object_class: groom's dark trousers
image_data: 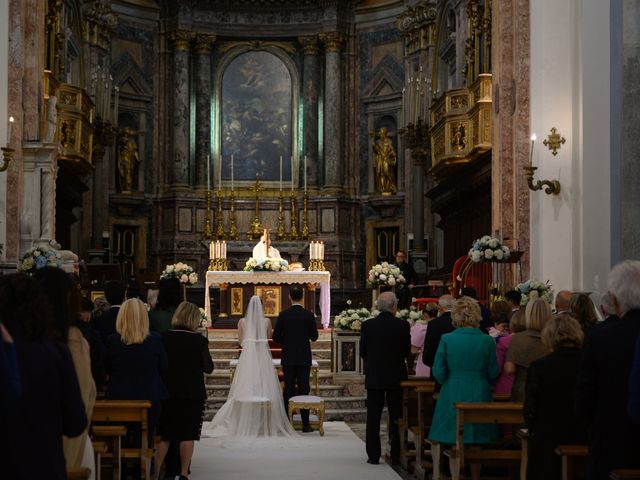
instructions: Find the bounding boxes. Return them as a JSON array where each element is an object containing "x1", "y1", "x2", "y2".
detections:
[{"x1": 282, "y1": 365, "x2": 311, "y2": 426}]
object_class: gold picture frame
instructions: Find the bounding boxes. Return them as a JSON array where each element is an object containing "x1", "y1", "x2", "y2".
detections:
[
  {"x1": 254, "y1": 285, "x2": 281, "y2": 317},
  {"x1": 231, "y1": 287, "x2": 243, "y2": 315},
  {"x1": 90, "y1": 290, "x2": 105, "y2": 302}
]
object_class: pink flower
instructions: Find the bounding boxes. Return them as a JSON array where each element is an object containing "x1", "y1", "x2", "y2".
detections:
[{"x1": 180, "y1": 274, "x2": 188, "y2": 283}]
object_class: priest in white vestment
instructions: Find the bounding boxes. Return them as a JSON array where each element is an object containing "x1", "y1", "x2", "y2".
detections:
[{"x1": 252, "y1": 229, "x2": 281, "y2": 260}]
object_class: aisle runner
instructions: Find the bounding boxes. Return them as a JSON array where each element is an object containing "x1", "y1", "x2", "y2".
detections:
[{"x1": 190, "y1": 422, "x2": 402, "y2": 480}]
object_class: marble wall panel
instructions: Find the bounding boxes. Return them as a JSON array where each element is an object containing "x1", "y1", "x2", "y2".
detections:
[
  {"x1": 178, "y1": 207, "x2": 192, "y2": 232},
  {"x1": 163, "y1": 208, "x2": 174, "y2": 233},
  {"x1": 321, "y1": 208, "x2": 336, "y2": 233},
  {"x1": 196, "y1": 208, "x2": 206, "y2": 232}
]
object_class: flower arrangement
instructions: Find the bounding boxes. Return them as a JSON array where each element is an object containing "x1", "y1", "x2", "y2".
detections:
[
  {"x1": 468, "y1": 235, "x2": 511, "y2": 263},
  {"x1": 19, "y1": 246, "x2": 61, "y2": 273},
  {"x1": 395, "y1": 306, "x2": 424, "y2": 326},
  {"x1": 199, "y1": 308, "x2": 211, "y2": 328},
  {"x1": 333, "y1": 307, "x2": 373, "y2": 332},
  {"x1": 243, "y1": 257, "x2": 290, "y2": 272},
  {"x1": 161, "y1": 262, "x2": 198, "y2": 285},
  {"x1": 516, "y1": 279, "x2": 554, "y2": 306},
  {"x1": 368, "y1": 262, "x2": 405, "y2": 288}
]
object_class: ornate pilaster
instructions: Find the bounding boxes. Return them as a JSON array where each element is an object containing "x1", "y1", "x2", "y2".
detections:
[
  {"x1": 319, "y1": 32, "x2": 344, "y2": 190},
  {"x1": 170, "y1": 30, "x2": 195, "y2": 186},
  {"x1": 195, "y1": 34, "x2": 216, "y2": 187},
  {"x1": 299, "y1": 35, "x2": 320, "y2": 190}
]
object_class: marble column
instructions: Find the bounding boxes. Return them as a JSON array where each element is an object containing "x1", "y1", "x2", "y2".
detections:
[
  {"x1": 170, "y1": 31, "x2": 194, "y2": 186},
  {"x1": 195, "y1": 34, "x2": 215, "y2": 188},
  {"x1": 320, "y1": 32, "x2": 344, "y2": 190},
  {"x1": 299, "y1": 35, "x2": 319, "y2": 189}
]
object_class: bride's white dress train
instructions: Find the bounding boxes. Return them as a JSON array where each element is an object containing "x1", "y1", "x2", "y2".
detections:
[{"x1": 201, "y1": 296, "x2": 297, "y2": 441}]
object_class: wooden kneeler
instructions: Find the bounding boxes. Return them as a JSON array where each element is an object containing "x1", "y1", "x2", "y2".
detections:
[
  {"x1": 413, "y1": 384, "x2": 437, "y2": 480},
  {"x1": 398, "y1": 378, "x2": 432, "y2": 472}
]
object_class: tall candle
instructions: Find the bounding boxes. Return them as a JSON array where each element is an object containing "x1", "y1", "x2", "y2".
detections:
[
  {"x1": 290, "y1": 156, "x2": 294, "y2": 190},
  {"x1": 7, "y1": 116, "x2": 14, "y2": 145},
  {"x1": 218, "y1": 155, "x2": 222, "y2": 190},
  {"x1": 230, "y1": 155, "x2": 234, "y2": 191},
  {"x1": 530, "y1": 134, "x2": 537, "y2": 166},
  {"x1": 304, "y1": 155, "x2": 307, "y2": 192},
  {"x1": 222, "y1": 241, "x2": 227, "y2": 259},
  {"x1": 209, "y1": 241, "x2": 214, "y2": 259},
  {"x1": 279, "y1": 156, "x2": 283, "y2": 191},
  {"x1": 207, "y1": 154, "x2": 211, "y2": 190},
  {"x1": 320, "y1": 241, "x2": 324, "y2": 260},
  {"x1": 310, "y1": 241, "x2": 315, "y2": 260}
]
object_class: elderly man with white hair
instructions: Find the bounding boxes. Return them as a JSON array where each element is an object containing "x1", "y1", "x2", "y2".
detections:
[
  {"x1": 360, "y1": 291, "x2": 410, "y2": 466},
  {"x1": 576, "y1": 260, "x2": 640, "y2": 480}
]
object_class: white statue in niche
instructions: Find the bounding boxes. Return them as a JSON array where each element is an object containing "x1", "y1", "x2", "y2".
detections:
[
  {"x1": 45, "y1": 96, "x2": 58, "y2": 143},
  {"x1": 252, "y1": 228, "x2": 281, "y2": 260}
]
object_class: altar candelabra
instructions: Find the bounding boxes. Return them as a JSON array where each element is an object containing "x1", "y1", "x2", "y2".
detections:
[
  {"x1": 276, "y1": 190, "x2": 286, "y2": 240},
  {"x1": 247, "y1": 174, "x2": 264, "y2": 240},
  {"x1": 300, "y1": 191, "x2": 310, "y2": 240},
  {"x1": 228, "y1": 191, "x2": 239, "y2": 240},
  {"x1": 202, "y1": 188, "x2": 213, "y2": 240},
  {"x1": 288, "y1": 190, "x2": 299, "y2": 240},
  {"x1": 308, "y1": 240, "x2": 325, "y2": 271},
  {"x1": 208, "y1": 239, "x2": 228, "y2": 271},
  {"x1": 214, "y1": 190, "x2": 226, "y2": 239}
]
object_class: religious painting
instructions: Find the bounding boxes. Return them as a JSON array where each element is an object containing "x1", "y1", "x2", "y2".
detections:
[
  {"x1": 90, "y1": 290, "x2": 105, "y2": 302},
  {"x1": 230, "y1": 287, "x2": 243, "y2": 316},
  {"x1": 340, "y1": 341, "x2": 357, "y2": 372},
  {"x1": 221, "y1": 51, "x2": 293, "y2": 183},
  {"x1": 254, "y1": 285, "x2": 281, "y2": 317}
]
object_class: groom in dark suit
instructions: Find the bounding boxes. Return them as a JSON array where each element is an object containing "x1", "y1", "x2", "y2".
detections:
[
  {"x1": 360, "y1": 291, "x2": 411, "y2": 465},
  {"x1": 273, "y1": 285, "x2": 319, "y2": 432}
]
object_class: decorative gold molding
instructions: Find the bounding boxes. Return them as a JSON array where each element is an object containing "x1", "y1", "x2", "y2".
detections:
[
  {"x1": 397, "y1": 0, "x2": 437, "y2": 54},
  {"x1": 195, "y1": 34, "x2": 217, "y2": 54},
  {"x1": 298, "y1": 35, "x2": 319, "y2": 56},
  {"x1": 319, "y1": 32, "x2": 345, "y2": 53},
  {"x1": 170, "y1": 31, "x2": 196, "y2": 51},
  {"x1": 83, "y1": 1, "x2": 118, "y2": 50},
  {"x1": 218, "y1": 40, "x2": 296, "y2": 56},
  {"x1": 45, "y1": 0, "x2": 64, "y2": 77},
  {"x1": 56, "y1": 83, "x2": 94, "y2": 173}
]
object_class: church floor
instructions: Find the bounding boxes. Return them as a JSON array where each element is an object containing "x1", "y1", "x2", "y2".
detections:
[{"x1": 190, "y1": 421, "x2": 406, "y2": 480}]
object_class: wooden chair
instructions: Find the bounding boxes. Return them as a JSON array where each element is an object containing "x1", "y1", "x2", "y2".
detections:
[
  {"x1": 67, "y1": 467, "x2": 92, "y2": 480},
  {"x1": 92, "y1": 424, "x2": 127, "y2": 480},
  {"x1": 412, "y1": 383, "x2": 437, "y2": 480},
  {"x1": 92, "y1": 400, "x2": 153, "y2": 480},
  {"x1": 92, "y1": 441, "x2": 108, "y2": 480},
  {"x1": 611, "y1": 470, "x2": 640, "y2": 480},
  {"x1": 398, "y1": 378, "x2": 432, "y2": 472},
  {"x1": 555, "y1": 445, "x2": 588, "y2": 480},
  {"x1": 445, "y1": 402, "x2": 524, "y2": 480}
]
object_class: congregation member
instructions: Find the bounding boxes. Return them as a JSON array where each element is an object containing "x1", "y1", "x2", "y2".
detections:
[
  {"x1": 488, "y1": 300, "x2": 511, "y2": 340},
  {"x1": 598, "y1": 291, "x2": 619, "y2": 327},
  {"x1": 504, "y1": 298, "x2": 551, "y2": 401},
  {"x1": 493, "y1": 301, "x2": 525, "y2": 396},
  {"x1": 504, "y1": 290, "x2": 522, "y2": 313},
  {"x1": 554, "y1": 290, "x2": 573, "y2": 314},
  {"x1": 94, "y1": 280, "x2": 126, "y2": 342},
  {"x1": 105, "y1": 298, "x2": 168, "y2": 443},
  {"x1": 92, "y1": 296, "x2": 110, "y2": 318},
  {"x1": 569, "y1": 293, "x2": 599, "y2": 331},
  {"x1": 576, "y1": 260, "x2": 640, "y2": 479},
  {"x1": 630, "y1": 333, "x2": 640, "y2": 424},
  {"x1": 411, "y1": 301, "x2": 438, "y2": 377},
  {"x1": 0, "y1": 321, "x2": 20, "y2": 416},
  {"x1": 360, "y1": 292, "x2": 410, "y2": 465},
  {"x1": 460, "y1": 287, "x2": 492, "y2": 333},
  {"x1": 421, "y1": 294, "x2": 455, "y2": 371},
  {"x1": 76, "y1": 296, "x2": 106, "y2": 390},
  {"x1": 524, "y1": 314, "x2": 587, "y2": 480},
  {"x1": 394, "y1": 249, "x2": 417, "y2": 308},
  {"x1": 34, "y1": 267, "x2": 97, "y2": 474},
  {"x1": 150, "y1": 276, "x2": 182, "y2": 333},
  {"x1": 0, "y1": 273, "x2": 87, "y2": 480},
  {"x1": 156, "y1": 302, "x2": 214, "y2": 480},
  {"x1": 428, "y1": 297, "x2": 499, "y2": 480}
]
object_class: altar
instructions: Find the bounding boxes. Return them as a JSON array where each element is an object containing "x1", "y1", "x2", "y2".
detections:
[{"x1": 205, "y1": 270, "x2": 331, "y2": 328}]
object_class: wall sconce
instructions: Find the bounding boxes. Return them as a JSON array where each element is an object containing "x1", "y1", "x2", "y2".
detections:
[
  {"x1": 1, "y1": 116, "x2": 15, "y2": 172},
  {"x1": 525, "y1": 133, "x2": 561, "y2": 195}
]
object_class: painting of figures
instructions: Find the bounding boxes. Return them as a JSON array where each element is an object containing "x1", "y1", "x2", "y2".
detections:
[{"x1": 221, "y1": 50, "x2": 293, "y2": 182}]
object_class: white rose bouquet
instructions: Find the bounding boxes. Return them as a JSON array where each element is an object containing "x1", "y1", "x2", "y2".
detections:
[
  {"x1": 161, "y1": 262, "x2": 198, "y2": 285},
  {"x1": 19, "y1": 246, "x2": 62, "y2": 273},
  {"x1": 199, "y1": 307, "x2": 211, "y2": 328},
  {"x1": 244, "y1": 257, "x2": 290, "y2": 272},
  {"x1": 468, "y1": 235, "x2": 511, "y2": 263},
  {"x1": 368, "y1": 262, "x2": 406, "y2": 288},
  {"x1": 396, "y1": 306, "x2": 424, "y2": 327},
  {"x1": 333, "y1": 307, "x2": 375, "y2": 332},
  {"x1": 516, "y1": 279, "x2": 554, "y2": 306}
]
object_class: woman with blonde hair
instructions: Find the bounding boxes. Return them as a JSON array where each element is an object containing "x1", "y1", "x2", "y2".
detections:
[
  {"x1": 156, "y1": 302, "x2": 214, "y2": 480},
  {"x1": 105, "y1": 298, "x2": 168, "y2": 442},
  {"x1": 428, "y1": 297, "x2": 499, "y2": 480},
  {"x1": 524, "y1": 314, "x2": 587, "y2": 479},
  {"x1": 504, "y1": 298, "x2": 552, "y2": 401}
]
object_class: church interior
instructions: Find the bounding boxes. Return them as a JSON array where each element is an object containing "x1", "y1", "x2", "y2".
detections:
[{"x1": 1, "y1": 0, "x2": 640, "y2": 479}]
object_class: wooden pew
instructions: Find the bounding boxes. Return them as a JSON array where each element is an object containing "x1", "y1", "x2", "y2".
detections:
[
  {"x1": 92, "y1": 424, "x2": 127, "y2": 480},
  {"x1": 398, "y1": 378, "x2": 432, "y2": 472},
  {"x1": 92, "y1": 441, "x2": 108, "y2": 480},
  {"x1": 67, "y1": 467, "x2": 92, "y2": 480},
  {"x1": 555, "y1": 445, "x2": 588, "y2": 480},
  {"x1": 412, "y1": 383, "x2": 437, "y2": 480},
  {"x1": 611, "y1": 470, "x2": 640, "y2": 480},
  {"x1": 445, "y1": 402, "x2": 524, "y2": 480},
  {"x1": 92, "y1": 400, "x2": 153, "y2": 480}
]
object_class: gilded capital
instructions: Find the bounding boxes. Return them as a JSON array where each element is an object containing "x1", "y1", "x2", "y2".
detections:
[
  {"x1": 195, "y1": 34, "x2": 217, "y2": 54},
  {"x1": 170, "y1": 30, "x2": 196, "y2": 52},
  {"x1": 298, "y1": 35, "x2": 319, "y2": 56},
  {"x1": 319, "y1": 32, "x2": 344, "y2": 53}
]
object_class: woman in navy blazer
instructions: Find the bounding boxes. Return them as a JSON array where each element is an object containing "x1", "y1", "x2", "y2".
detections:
[{"x1": 105, "y1": 298, "x2": 168, "y2": 441}]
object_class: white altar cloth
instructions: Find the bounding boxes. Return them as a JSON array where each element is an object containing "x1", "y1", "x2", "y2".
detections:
[{"x1": 205, "y1": 271, "x2": 331, "y2": 328}]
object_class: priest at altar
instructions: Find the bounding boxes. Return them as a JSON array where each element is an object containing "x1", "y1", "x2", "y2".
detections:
[{"x1": 252, "y1": 229, "x2": 281, "y2": 260}]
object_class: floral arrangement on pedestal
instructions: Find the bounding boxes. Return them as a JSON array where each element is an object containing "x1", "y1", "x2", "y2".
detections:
[
  {"x1": 468, "y1": 235, "x2": 511, "y2": 262},
  {"x1": 199, "y1": 308, "x2": 211, "y2": 328},
  {"x1": 516, "y1": 279, "x2": 554, "y2": 306},
  {"x1": 367, "y1": 262, "x2": 406, "y2": 288},
  {"x1": 333, "y1": 308, "x2": 373, "y2": 332},
  {"x1": 19, "y1": 246, "x2": 62, "y2": 273},
  {"x1": 161, "y1": 262, "x2": 198, "y2": 285},
  {"x1": 243, "y1": 257, "x2": 290, "y2": 272},
  {"x1": 395, "y1": 306, "x2": 424, "y2": 327}
]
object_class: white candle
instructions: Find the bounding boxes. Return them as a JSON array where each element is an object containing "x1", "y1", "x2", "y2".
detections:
[
  {"x1": 320, "y1": 241, "x2": 324, "y2": 260},
  {"x1": 216, "y1": 241, "x2": 220, "y2": 259},
  {"x1": 7, "y1": 116, "x2": 14, "y2": 145},
  {"x1": 209, "y1": 241, "x2": 214, "y2": 259},
  {"x1": 207, "y1": 155, "x2": 211, "y2": 190},
  {"x1": 291, "y1": 156, "x2": 294, "y2": 190},
  {"x1": 222, "y1": 241, "x2": 227, "y2": 259},
  {"x1": 230, "y1": 155, "x2": 234, "y2": 191},
  {"x1": 530, "y1": 134, "x2": 537, "y2": 167},
  {"x1": 310, "y1": 242, "x2": 315, "y2": 260},
  {"x1": 279, "y1": 156, "x2": 283, "y2": 191},
  {"x1": 304, "y1": 155, "x2": 307, "y2": 192}
]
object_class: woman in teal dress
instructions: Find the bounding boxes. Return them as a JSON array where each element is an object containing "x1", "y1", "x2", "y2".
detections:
[{"x1": 428, "y1": 296, "x2": 499, "y2": 473}]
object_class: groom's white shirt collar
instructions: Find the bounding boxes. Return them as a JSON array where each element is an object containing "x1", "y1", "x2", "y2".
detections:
[{"x1": 291, "y1": 303, "x2": 303, "y2": 307}]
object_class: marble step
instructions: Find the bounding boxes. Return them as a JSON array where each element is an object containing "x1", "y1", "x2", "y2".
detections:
[
  {"x1": 205, "y1": 383, "x2": 346, "y2": 398},
  {"x1": 212, "y1": 357, "x2": 331, "y2": 370},
  {"x1": 209, "y1": 348, "x2": 332, "y2": 360},
  {"x1": 205, "y1": 395, "x2": 367, "y2": 411},
  {"x1": 208, "y1": 338, "x2": 332, "y2": 350},
  {"x1": 205, "y1": 369, "x2": 335, "y2": 386},
  {"x1": 207, "y1": 329, "x2": 332, "y2": 340}
]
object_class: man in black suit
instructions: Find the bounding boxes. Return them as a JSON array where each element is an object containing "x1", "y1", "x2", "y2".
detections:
[
  {"x1": 93, "y1": 280, "x2": 126, "y2": 343},
  {"x1": 272, "y1": 285, "x2": 319, "y2": 432},
  {"x1": 421, "y1": 294, "x2": 455, "y2": 370},
  {"x1": 360, "y1": 291, "x2": 410, "y2": 465},
  {"x1": 576, "y1": 260, "x2": 640, "y2": 479},
  {"x1": 394, "y1": 250, "x2": 417, "y2": 309}
]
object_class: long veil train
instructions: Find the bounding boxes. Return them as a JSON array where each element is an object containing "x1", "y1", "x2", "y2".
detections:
[{"x1": 201, "y1": 296, "x2": 297, "y2": 439}]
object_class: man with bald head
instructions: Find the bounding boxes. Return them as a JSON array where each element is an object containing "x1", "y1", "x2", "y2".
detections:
[
  {"x1": 421, "y1": 294, "x2": 456, "y2": 370},
  {"x1": 555, "y1": 290, "x2": 573, "y2": 314},
  {"x1": 360, "y1": 292, "x2": 411, "y2": 465}
]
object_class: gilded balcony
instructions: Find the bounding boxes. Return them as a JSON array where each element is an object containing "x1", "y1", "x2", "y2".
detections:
[
  {"x1": 429, "y1": 73, "x2": 492, "y2": 177},
  {"x1": 56, "y1": 83, "x2": 94, "y2": 174}
]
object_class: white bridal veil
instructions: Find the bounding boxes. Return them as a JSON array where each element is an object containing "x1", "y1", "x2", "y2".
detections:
[{"x1": 201, "y1": 296, "x2": 296, "y2": 440}]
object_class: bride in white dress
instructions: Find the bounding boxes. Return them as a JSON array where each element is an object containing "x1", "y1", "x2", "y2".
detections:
[{"x1": 201, "y1": 296, "x2": 296, "y2": 439}]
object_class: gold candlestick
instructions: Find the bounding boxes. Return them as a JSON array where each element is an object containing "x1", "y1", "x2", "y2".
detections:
[
  {"x1": 300, "y1": 191, "x2": 310, "y2": 240},
  {"x1": 288, "y1": 190, "x2": 299, "y2": 240},
  {"x1": 228, "y1": 191, "x2": 239, "y2": 240},
  {"x1": 276, "y1": 190, "x2": 286, "y2": 240},
  {"x1": 247, "y1": 174, "x2": 264, "y2": 240},
  {"x1": 214, "y1": 189, "x2": 226, "y2": 239},
  {"x1": 203, "y1": 189, "x2": 213, "y2": 240}
]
